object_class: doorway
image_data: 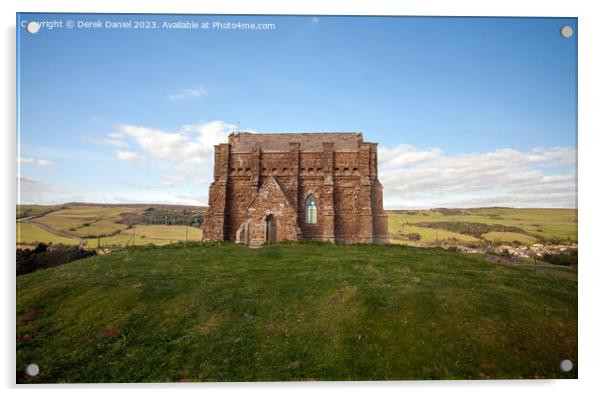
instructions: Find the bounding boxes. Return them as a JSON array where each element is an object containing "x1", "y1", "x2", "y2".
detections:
[{"x1": 265, "y1": 214, "x2": 277, "y2": 244}]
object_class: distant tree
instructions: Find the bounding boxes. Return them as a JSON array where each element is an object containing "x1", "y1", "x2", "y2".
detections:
[
  {"x1": 17, "y1": 244, "x2": 97, "y2": 275},
  {"x1": 117, "y1": 207, "x2": 204, "y2": 227},
  {"x1": 407, "y1": 233, "x2": 421, "y2": 241},
  {"x1": 543, "y1": 250, "x2": 578, "y2": 266}
]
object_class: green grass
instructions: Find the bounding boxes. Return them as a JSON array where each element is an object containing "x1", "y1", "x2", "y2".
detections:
[
  {"x1": 16, "y1": 243, "x2": 577, "y2": 382},
  {"x1": 16, "y1": 221, "x2": 80, "y2": 247}
]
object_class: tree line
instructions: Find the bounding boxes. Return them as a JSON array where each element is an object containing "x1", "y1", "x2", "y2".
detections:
[{"x1": 118, "y1": 207, "x2": 204, "y2": 227}]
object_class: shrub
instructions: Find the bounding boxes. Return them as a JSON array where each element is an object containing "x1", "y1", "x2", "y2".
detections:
[
  {"x1": 543, "y1": 250, "x2": 578, "y2": 266},
  {"x1": 16, "y1": 244, "x2": 97, "y2": 275},
  {"x1": 118, "y1": 207, "x2": 204, "y2": 226},
  {"x1": 413, "y1": 221, "x2": 527, "y2": 238},
  {"x1": 407, "y1": 233, "x2": 421, "y2": 241},
  {"x1": 498, "y1": 249, "x2": 512, "y2": 259}
]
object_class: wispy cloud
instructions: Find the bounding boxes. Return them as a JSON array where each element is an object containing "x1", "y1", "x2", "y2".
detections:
[
  {"x1": 36, "y1": 159, "x2": 54, "y2": 167},
  {"x1": 17, "y1": 177, "x2": 69, "y2": 204},
  {"x1": 18, "y1": 157, "x2": 54, "y2": 167},
  {"x1": 166, "y1": 86, "x2": 208, "y2": 101},
  {"x1": 89, "y1": 137, "x2": 129, "y2": 148},
  {"x1": 115, "y1": 151, "x2": 147, "y2": 165},
  {"x1": 161, "y1": 175, "x2": 186, "y2": 187},
  {"x1": 107, "y1": 120, "x2": 238, "y2": 188},
  {"x1": 379, "y1": 144, "x2": 577, "y2": 209}
]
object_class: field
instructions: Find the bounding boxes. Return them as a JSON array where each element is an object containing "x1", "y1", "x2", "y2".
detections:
[
  {"x1": 16, "y1": 203, "x2": 206, "y2": 249},
  {"x1": 16, "y1": 205, "x2": 577, "y2": 249},
  {"x1": 33, "y1": 205, "x2": 137, "y2": 238},
  {"x1": 17, "y1": 221, "x2": 80, "y2": 248},
  {"x1": 86, "y1": 225, "x2": 203, "y2": 248},
  {"x1": 388, "y1": 208, "x2": 577, "y2": 245},
  {"x1": 17, "y1": 204, "x2": 59, "y2": 219},
  {"x1": 16, "y1": 243, "x2": 577, "y2": 382}
]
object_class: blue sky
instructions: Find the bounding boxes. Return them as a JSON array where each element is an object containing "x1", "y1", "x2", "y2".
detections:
[{"x1": 17, "y1": 14, "x2": 577, "y2": 208}]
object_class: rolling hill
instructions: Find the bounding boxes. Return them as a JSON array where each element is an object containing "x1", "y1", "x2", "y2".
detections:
[
  {"x1": 16, "y1": 243, "x2": 577, "y2": 382},
  {"x1": 16, "y1": 204, "x2": 577, "y2": 249}
]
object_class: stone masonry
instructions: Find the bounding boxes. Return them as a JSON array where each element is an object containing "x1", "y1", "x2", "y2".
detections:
[{"x1": 202, "y1": 132, "x2": 388, "y2": 247}]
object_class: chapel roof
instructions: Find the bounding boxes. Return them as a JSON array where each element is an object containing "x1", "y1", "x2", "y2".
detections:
[{"x1": 228, "y1": 132, "x2": 370, "y2": 152}]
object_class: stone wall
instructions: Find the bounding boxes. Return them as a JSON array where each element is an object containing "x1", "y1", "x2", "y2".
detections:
[{"x1": 202, "y1": 132, "x2": 388, "y2": 246}]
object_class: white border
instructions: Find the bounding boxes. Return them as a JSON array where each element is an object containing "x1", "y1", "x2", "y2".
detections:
[{"x1": 3, "y1": 1, "x2": 601, "y2": 396}]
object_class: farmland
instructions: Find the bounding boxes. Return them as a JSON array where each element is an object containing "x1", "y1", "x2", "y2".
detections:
[
  {"x1": 86, "y1": 225, "x2": 203, "y2": 248},
  {"x1": 16, "y1": 221, "x2": 80, "y2": 249},
  {"x1": 16, "y1": 203, "x2": 206, "y2": 249},
  {"x1": 16, "y1": 204, "x2": 576, "y2": 249},
  {"x1": 388, "y1": 208, "x2": 577, "y2": 246}
]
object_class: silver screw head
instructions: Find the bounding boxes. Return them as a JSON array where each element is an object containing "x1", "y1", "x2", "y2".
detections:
[
  {"x1": 560, "y1": 359, "x2": 573, "y2": 372},
  {"x1": 26, "y1": 21, "x2": 40, "y2": 34},
  {"x1": 25, "y1": 363, "x2": 39, "y2": 376},
  {"x1": 560, "y1": 25, "x2": 573, "y2": 39}
]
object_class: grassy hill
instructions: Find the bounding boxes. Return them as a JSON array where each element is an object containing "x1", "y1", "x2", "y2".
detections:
[{"x1": 16, "y1": 243, "x2": 577, "y2": 382}]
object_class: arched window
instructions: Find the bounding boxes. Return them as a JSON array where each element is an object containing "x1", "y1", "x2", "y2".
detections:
[{"x1": 305, "y1": 195, "x2": 318, "y2": 224}]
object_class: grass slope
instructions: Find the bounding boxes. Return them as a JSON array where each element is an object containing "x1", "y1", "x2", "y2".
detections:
[{"x1": 17, "y1": 243, "x2": 577, "y2": 382}]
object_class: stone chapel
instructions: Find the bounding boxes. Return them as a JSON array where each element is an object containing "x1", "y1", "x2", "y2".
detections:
[{"x1": 202, "y1": 132, "x2": 388, "y2": 247}]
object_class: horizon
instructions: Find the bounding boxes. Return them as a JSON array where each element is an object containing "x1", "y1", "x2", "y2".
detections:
[
  {"x1": 16, "y1": 201, "x2": 578, "y2": 211},
  {"x1": 17, "y1": 14, "x2": 577, "y2": 209}
]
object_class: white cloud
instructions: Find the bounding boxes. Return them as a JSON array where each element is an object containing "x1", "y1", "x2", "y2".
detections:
[
  {"x1": 166, "y1": 86, "x2": 208, "y2": 101},
  {"x1": 116, "y1": 120, "x2": 236, "y2": 174},
  {"x1": 17, "y1": 177, "x2": 69, "y2": 204},
  {"x1": 161, "y1": 175, "x2": 185, "y2": 187},
  {"x1": 379, "y1": 144, "x2": 443, "y2": 166},
  {"x1": 115, "y1": 151, "x2": 147, "y2": 165},
  {"x1": 18, "y1": 157, "x2": 54, "y2": 167},
  {"x1": 89, "y1": 136, "x2": 130, "y2": 148},
  {"x1": 103, "y1": 120, "x2": 238, "y2": 194},
  {"x1": 379, "y1": 145, "x2": 577, "y2": 209},
  {"x1": 106, "y1": 139, "x2": 129, "y2": 148},
  {"x1": 36, "y1": 159, "x2": 54, "y2": 167}
]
